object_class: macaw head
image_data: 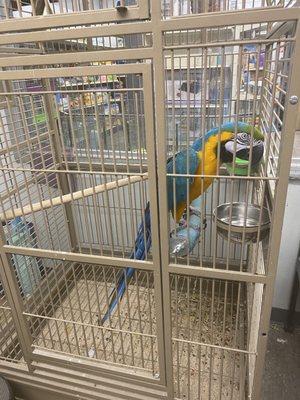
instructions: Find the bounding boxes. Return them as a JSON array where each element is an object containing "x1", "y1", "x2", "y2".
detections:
[{"x1": 219, "y1": 131, "x2": 264, "y2": 168}]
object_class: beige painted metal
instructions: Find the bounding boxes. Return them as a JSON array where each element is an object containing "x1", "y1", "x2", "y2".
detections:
[
  {"x1": 151, "y1": 3, "x2": 174, "y2": 397},
  {"x1": 0, "y1": 61, "x2": 167, "y2": 388},
  {"x1": 0, "y1": 2, "x2": 299, "y2": 400},
  {"x1": 297, "y1": 104, "x2": 300, "y2": 129},
  {"x1": 0, "y1": 63, "x2": 152, "y2": 80},
  {"x1": 0, "y1": 8, "x2": 297, "y2": 48},
  {"x1": 0, "y1": 5, "x2": 149, "y2": 34},
  {"x1": 251, "y1": 19, "x2": 300, "y2": 400},
  {"x1": 0, "y1": 256, "x2": 33, "y2": 369},
  {"x1": 0, "y1": 359, "x2": 168, "y2": 400},
  {"x1": 0, "y1": 48, "x2": 154, "y2": 68}
]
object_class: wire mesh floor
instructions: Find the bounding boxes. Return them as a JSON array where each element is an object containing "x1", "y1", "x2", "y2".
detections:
[
  {"x1": 28, "y1": 263, "x2": 159, "y2": 375},
  {"x1": 171, "y1": 276, "x2": 244, "y2": 400},
  {"x1": 24, "y1": 264, "x2": 244, "y2": 399}
]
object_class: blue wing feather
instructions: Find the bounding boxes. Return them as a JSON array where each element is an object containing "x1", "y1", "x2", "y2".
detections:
[
  {"x1": 101, "y1": 150, "x2": 199, "y2": 323},
  {"x1": 166, "y1": 148, "x2": 199, "y2": 211}
]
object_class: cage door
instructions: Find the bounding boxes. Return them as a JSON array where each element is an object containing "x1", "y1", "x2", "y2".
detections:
[{"x1": 0, "y1": 63, "x2": 167, "y2": 389}]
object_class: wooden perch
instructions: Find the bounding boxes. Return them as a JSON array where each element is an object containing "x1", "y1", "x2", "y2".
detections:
[{"x1": 0, "y1": 174, "x2": 148, "y2": 222}]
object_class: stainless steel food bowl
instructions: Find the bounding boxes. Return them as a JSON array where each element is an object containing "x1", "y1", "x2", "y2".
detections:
[{"x1": 213, "y1": 202, "x2": 270, "y2": 244}]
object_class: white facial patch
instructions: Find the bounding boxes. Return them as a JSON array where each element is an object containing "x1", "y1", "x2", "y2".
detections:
[
  {"x1": 224, "y1": 132, "x2": 261, "y2": 154},
  {"x1": 225, "y1": 140, "x2": 249, "y2": 154}
]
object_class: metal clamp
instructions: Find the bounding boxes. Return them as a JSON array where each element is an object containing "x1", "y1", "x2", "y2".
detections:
[{"x1": 116, "y1": 1, "x2": 127, "y2": 12}]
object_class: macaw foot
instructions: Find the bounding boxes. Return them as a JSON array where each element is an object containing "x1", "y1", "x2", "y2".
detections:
[
  {"x1": 186, "y1": 206, "x2": 202, "y2": 218},
  {"x1": 169, "y1": 208, "x2": 207, "y2": 257},
  {"x1": 179, "y1": 207, "x2": 207, "y2": 230}
]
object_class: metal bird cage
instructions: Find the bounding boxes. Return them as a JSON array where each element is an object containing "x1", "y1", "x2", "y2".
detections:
[{"x1": 0, "y1": 1, "x2": 299, "y2": 400}]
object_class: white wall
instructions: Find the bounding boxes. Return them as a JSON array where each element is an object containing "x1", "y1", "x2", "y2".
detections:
[{"x1": 272, "y1": 180, "x2": 300, "y2": 311}]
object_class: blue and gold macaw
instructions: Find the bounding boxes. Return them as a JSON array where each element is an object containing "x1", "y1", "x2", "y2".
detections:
[
  {"x1": 167, "y1": 121, "x2": 264, "y2": 223},
  {"x1": 101, "y1": 121, "x2": 264, "y2": 323}
]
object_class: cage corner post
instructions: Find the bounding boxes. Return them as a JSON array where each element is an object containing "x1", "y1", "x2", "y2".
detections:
[
  {"x1": 151, "y1": 1, "x2": 175, "y2": 398},
  {"x1": 251, "y1": 13, "x2": 300, "y2": 400},
  {"x1": 142, "y1": 62, "x2": 168, "y2": 388}
]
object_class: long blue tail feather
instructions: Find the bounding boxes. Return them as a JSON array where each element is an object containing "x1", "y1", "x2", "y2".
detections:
[{"x1": 101, "y1": 202, "x2": 151, "y2": 324}]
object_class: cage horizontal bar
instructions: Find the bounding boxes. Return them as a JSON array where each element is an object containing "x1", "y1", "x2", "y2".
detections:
[
  {"x1": 3, "y1": 246, "x2": 155, "y2": 271},
  {"x1": 23, "y1": 312, "x2": 156, "y2": 339},
  {"x1": 172, "y1": 337, "x2": 255, "y2": 355},
  {"x1": 0, "y1": 48, "x2": 154, "y2": 68},
  {"x1": 0, "y1": 7, "x2": 148, "y2": 34},
  {"x1": 161, "y1": 8, "x2": 299, "y2": 31},
  {"x1": 0, "y1": 63, "x2": 150, "y2": 80},
  {"x1": 163, "y1": 37, "x2": 295, "y2": 50},
  {"x1": 0, "y1": 166, "x2": 148, "y2": 175},
  {"x1": 0, "y1": 47, "x2": 42, "y2": 54},
  {"x1": 0, "y1": 22, "x2": 153, "y2": 46},
  {"x1": 0, "y1": 166, "x2": 278, "y2": 180},
  {"x1": 0, "y1": 305, "x2": 11, "y2": 311},
  {"x1": 169, "y1": 265, "x2": 268, "y2": 284},
  {"x1": 0, "y1": 88, "x2": 144, "y2": 95},
  {"x1": 166, "y1": 173, "x2": 278, "y2": 181}
]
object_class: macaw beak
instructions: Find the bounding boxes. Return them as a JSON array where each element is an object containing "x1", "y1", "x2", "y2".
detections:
[{"x1": 223, "y1": 132, "x2": 264, "y2": 166}]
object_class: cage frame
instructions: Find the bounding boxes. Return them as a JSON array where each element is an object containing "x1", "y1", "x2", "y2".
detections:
[{"x1": 0, "y1": 2, "x2": 299, "y2": 400}]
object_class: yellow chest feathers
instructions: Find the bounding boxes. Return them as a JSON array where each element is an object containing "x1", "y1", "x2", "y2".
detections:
[
  {"x1": 175, "y1": 131, "x2": 234, "y2": 222},
  {"x1": 196, "y1": 131, "x2": 234, "y2": 175},
  {"x1": 190, "y1": 131, "x2": 234, "y2": 199}
]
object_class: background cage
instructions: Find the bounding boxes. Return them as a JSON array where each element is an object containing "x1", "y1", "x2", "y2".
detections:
[{"x1": 0, "y1": 1, "x2": 299, "y2": 400}]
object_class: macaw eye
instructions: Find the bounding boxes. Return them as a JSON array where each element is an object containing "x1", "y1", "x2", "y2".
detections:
[
  {"x1": 236, "y1": 132, "x2": 263, "y2": 147},
  {"x1": 225, "y1": 132, "x2": 263, "y2": 155},
  {"x1": 236, "y1": 132, "x2": 249, "y2": 144}
]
